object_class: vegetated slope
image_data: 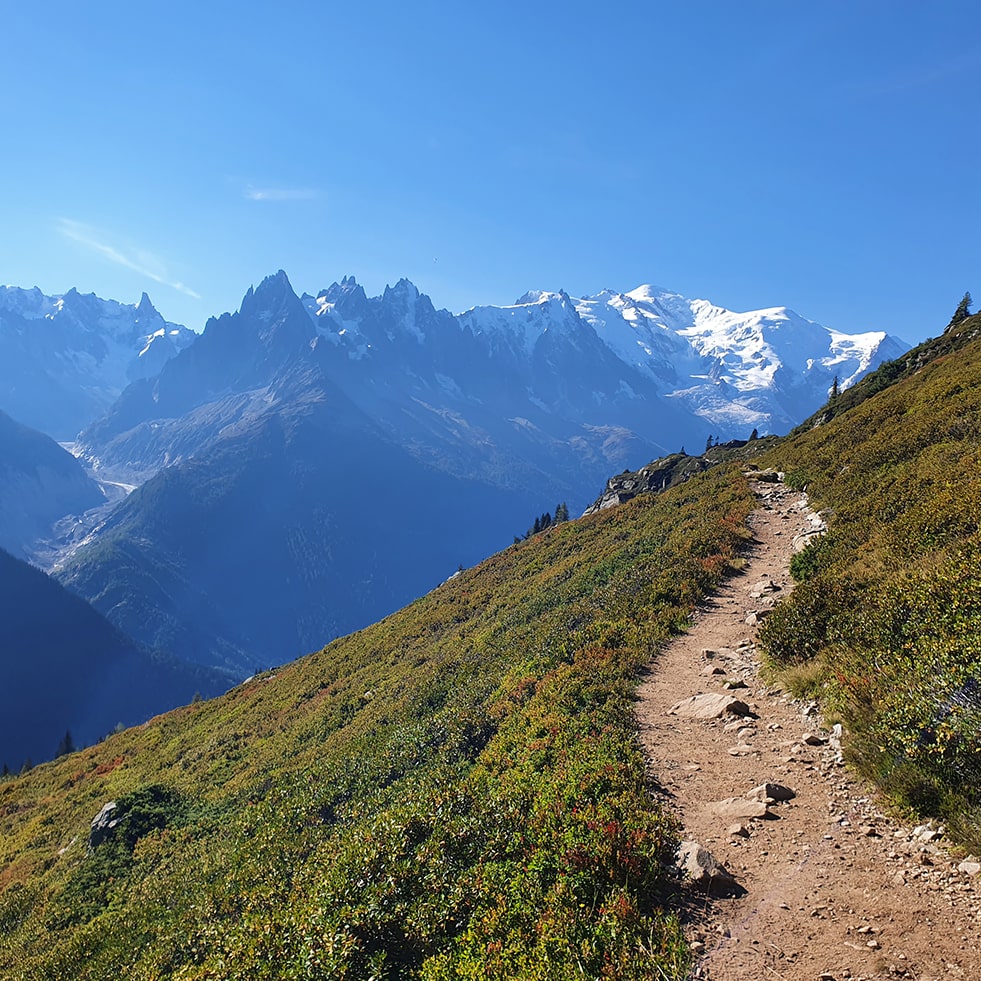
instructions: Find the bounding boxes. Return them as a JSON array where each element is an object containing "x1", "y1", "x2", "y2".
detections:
[
  {"x1": 755, "y1": 312, "x2": 981, "y2": 849},
  {"x1": 0, "y1": 548, "x2": 228, "y2": 771},
  {"x1": 0, "y1": 409, "x2": 104, "y2": 559},
  {"x1": 0, "y1": 466, "x2": 754, "y2": 980}
]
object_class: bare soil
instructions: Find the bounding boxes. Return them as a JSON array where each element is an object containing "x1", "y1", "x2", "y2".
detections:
[{"x1": 637, "y1": 478, "x2": 981, "y2": 981}]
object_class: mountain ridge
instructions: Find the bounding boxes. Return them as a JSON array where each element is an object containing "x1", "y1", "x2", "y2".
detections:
[
  {"x1": 25, "y1": 270, "x2": 905, "y2": 678},
  {"x1": 0, "y1": 285, "x2": 194, "y2": 439}
]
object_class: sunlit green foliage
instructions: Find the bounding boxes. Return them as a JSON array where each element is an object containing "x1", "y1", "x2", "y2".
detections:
[
  {"x1": 0, "y1": 467, "x2": 753, "y2": 978},
  {"x1": 757, "y1": 313, "x2": 981, "y2": 846}
]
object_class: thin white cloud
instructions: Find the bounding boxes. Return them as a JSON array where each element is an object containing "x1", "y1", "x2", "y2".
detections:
[
  {"x1": 58, "y1": 219, "x2": 201, "y2": 299},
  {"x1": 244, "y1": 184, "x2": 319, "y2": 202}
]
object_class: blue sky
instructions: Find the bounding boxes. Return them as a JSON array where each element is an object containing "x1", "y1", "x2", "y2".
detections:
[{"x1": 2, "y1": 1, "x2": 979, "y2": 344}]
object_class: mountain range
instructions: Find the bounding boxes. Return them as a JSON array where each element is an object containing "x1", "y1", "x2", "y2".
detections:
[{"x1": 0, "y1": 271, "x2": 908, "y2": 754}]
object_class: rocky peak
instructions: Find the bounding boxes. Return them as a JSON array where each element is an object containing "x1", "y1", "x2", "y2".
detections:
[{"x1": 313, "y1": 276, "x2": 370, "y2": 320}]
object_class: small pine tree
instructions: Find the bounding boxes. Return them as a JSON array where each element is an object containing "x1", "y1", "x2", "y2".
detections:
[
  {"x1": 56, "y1": 729, "x2": 76, "y2": 757},
  {"x1": 705, "y1": 435, "x2": 714, "y2": 452},
  {"x1": 946, "y1": 291, "x2": 972, "y2": 332},
  {"x1": 532, "y1": 515, "x2": 541, "y2": 534},
  {"x1": 1, "y1": 763, "x2": 9, "y2": 777},
  {"x1": 554, "y1": 502, "x2": 569, "y2": 522},
  {"x1": 830, "y1": 375, "x2": 840, "y2": 401}
]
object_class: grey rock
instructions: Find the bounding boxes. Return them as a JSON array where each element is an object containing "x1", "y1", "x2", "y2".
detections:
[
  {"x1": 743, "y1": 469, "x2": 780, "y2": 483},
  {"x1": 677, "y1": 840, "x2": 745, "y2": 896},
  {"x1": 748, "y1": 782, "x2": 796, "y2": 803},
  {"x1": 708, "y1": 797, "x2": 771, "y2": 820},
  {"x1": 89, "y1": 801, "x2": 120, "y2": 850},
  {"x1": 669, "y1": 692, "x2": 751, "y2": 719},
  {"x1": 584, "y1": 454, "x2": 712, "y2": 514}
]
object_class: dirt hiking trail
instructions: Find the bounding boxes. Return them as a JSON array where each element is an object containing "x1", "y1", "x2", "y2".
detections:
[{"x1": 637, "y1": 476, "x2": 981, "y2": 981}]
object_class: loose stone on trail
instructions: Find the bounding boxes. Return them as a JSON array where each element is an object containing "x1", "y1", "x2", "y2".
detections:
[{"x1": 669, "y1": 692, "x2": 751, "y2": 719}]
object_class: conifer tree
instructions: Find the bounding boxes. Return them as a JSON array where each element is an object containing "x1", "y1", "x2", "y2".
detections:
[
  {"x1": 56, "y1": 729, "x2": 75, "y2": 757},
  {"x1": 946, "y1": 291, "x2": 973, "y2": 332}
]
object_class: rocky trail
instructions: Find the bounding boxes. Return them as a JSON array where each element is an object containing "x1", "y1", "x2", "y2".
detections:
[{"x1": 638, "y1": 475, "x2": 981, "y2": 981}]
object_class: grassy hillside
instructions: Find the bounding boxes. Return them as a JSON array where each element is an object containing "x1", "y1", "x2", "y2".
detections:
[
  {"x1": 756, "y1": 313, "x2": 981, "y2": 848},
  {"x1": 0, "y1": 466, "x2": 754, "y2": 979}
]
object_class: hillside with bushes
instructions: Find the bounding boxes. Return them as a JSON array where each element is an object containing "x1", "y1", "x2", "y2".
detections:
[{"x1": 757, "y1": 312, "x2": 981, "y2": 848}]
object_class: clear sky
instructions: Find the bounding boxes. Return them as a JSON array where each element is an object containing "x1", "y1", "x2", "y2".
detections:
[{"x1": 2, "y1": 1, "x2": 979, "y2": 344}]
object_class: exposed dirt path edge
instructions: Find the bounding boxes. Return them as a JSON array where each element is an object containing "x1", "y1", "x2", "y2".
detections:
[{"x1": 636, "y1": 477, "x2": 981, "y2": 981}]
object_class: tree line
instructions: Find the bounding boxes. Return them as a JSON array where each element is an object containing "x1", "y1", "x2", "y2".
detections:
[{"x1": 514, "y1": 502, "x2": 570, "y2": 542}]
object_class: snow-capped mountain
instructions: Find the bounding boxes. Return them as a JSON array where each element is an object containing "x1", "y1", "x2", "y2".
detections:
[
  {"x1": 77, "y1": 271, "x2": 908, "y2": 500},
  {"x1": 10, "y1": 269, "x2": 908, "y2": 679},
  {"x1": 564, "y1": 284, "x2": 908, "y2": 430},
  {"x1": 0, "y1": 285, "x2": 195, "y2": 439}
]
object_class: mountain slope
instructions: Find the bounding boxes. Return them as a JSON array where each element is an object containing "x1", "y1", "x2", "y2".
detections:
[
  {"x1": 0, "y1": 286, "x2": 194, "y2": 439},
  {"x1": 0, "y1": 547, "x2": 227, "y2": 771},
  {"x1": 58, "y1": 359, "x2": 543, "y2": 675},
  {"x1": 0, "y1": 409, "x2": 105, "y2": 559},
  {"x1": 0, "y1": 465, "x2": 754, "y2": 979}
]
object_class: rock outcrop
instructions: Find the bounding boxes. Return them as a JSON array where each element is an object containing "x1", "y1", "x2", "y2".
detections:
[{"x1": 583, "y1": 453, "x2": 711, "y2": 514}]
